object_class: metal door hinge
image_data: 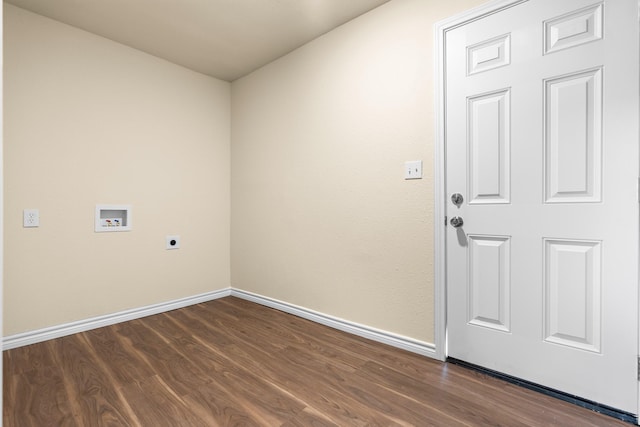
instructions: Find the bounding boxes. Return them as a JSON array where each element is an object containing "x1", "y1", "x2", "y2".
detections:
[{"x1": 637, "y1": 356, "x2": 640, "y2": 381}]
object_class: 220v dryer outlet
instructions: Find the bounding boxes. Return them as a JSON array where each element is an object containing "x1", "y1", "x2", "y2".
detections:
[{"x1": 166, "y1": 235, "x2": 180, "y2": 250}]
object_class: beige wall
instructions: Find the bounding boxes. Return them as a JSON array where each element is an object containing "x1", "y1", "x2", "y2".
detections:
[
  {"x1": 4, "y1": 0, "x2": 487, "y2": 345},
  {"x1": 4, "y1": 5, "x2": 231, "y2": 335},
  {"x1": 231, "y1": 0, "x2": 486, "y2": 344}
]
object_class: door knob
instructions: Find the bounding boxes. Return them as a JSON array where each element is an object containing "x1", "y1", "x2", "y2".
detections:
[{"x1": 450, "y1": 216, "x2": 464, "y2": 228}]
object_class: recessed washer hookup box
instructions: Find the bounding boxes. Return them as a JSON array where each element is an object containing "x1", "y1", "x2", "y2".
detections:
[{"x1": 95, "y1": 205, "x2": 131, "y2": 232}]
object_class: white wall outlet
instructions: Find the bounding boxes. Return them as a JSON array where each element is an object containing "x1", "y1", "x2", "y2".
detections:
[
  {"x1": 23, "y1": 209, "x2": 40, "y2": 227},
  {"x1": 166, "y1": 235, "x2": 180, "y2": 250},
  {"x1": 404, "y1": 160, "x2": 422, "y2": 180}
]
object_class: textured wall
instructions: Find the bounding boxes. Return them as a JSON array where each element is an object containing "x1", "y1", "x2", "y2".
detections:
[
  {"x1": 231, "y1": 0, "x2": 487, "y2": 344},
  {"x1": 4, "y1": 0, "x2": 489, "y2": 344},
  {"x1": 4, "y1": 5, "x2": 231, "y2": 335}
]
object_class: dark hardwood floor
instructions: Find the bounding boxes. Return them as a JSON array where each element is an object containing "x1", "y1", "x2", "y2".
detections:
[{"x1": 3, "y1": 297, "x2": 630, "y2": 426}]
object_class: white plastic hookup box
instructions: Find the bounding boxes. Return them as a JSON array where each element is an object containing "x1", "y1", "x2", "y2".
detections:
[{"x1": 95, "y1": 204, "x2": 132, "y2": 232}]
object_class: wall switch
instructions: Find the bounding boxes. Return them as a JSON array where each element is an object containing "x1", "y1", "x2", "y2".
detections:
[
  {"x1": 23, "y1": 209, "x2": 40, "y2": 227},
  {"x1": 404, "y1": 160, "x2": 422, "y2": 180},
  {"x1": 166, "y1": 235, "x2": 180, "y2": 250}
]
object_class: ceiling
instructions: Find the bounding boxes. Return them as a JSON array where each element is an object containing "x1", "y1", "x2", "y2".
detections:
[{"x1": 5, "y1": 0, "x2": 392, "y2": 81}]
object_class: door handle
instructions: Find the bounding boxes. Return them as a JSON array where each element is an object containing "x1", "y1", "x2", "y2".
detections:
[{"x1": 450, "y1": 216, "x2": 464, "y2": 228}]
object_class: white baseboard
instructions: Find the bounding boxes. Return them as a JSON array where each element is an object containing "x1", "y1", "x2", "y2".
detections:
[
  {"x1": 230, "y1": 289, "x2": 437, "y2": 358},
  {"x1": 2, "y1": 288, "x2": 232, "y2": 350},
  {"x1": 3, "y1": 287, "x2": 437, "y2": 359}
]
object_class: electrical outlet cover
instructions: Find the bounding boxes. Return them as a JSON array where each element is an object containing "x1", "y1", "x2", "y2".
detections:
[{"x1": 23, "y1": 209, "x2": 40, "y2": 227}]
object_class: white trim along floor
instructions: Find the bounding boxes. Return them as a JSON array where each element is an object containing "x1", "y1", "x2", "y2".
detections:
[{"x1": 2, "y1": 288, "x2": 436, "y2": 357}]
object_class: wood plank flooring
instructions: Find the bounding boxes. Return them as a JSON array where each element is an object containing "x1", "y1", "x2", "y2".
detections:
[{"x1": 3, "y1": 297, "x2": 631, "y2": 426}]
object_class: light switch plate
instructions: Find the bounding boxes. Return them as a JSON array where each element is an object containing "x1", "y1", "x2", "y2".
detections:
[{"x1": 404, "y1": 160, "x2": 422, "y2": 180}]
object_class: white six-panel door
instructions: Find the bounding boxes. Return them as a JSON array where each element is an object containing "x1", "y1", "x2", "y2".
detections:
[{"x1": 444, "y1": 0, "x2": 639, "y2": 414}]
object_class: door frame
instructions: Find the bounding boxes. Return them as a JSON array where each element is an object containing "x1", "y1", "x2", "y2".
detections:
[{"x1": 433, "y1": 3, "x2": 640, "y2": 419}]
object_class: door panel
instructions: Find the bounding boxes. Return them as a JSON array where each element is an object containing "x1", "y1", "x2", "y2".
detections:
[
  {"x1": 543, "y1": 3, "x2": 602, "y2": 54},
  {"x1": 543, "y1": 238, "x2": 601, "y2": 353},
  {"x1": 544, "y1": 68, "x2": 602, "y2": 202},
  {"x1": 467, "y1": 34, "x2": 511, "y2": 75},
  {"x1": 468, "y1": 89, "x2": 511, "y2": 204},
  {"x1": 445, "y1": 0, "x2": 639, "y2": 414},
  {"x1": 468, "y1": 235, "x2": 511, "y2": 332}
]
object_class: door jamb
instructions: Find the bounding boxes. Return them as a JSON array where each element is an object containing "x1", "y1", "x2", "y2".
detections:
[
  {"x1": 433, "y1": 0, "x2": 528, "y2": 362},
  {"x1": 636, "y1": 2, "x2": 640, "y2": 423}
]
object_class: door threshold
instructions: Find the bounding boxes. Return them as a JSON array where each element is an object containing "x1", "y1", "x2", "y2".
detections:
[{"x1": 447, "y1": 358, "x2": 637, "y2": 424}]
